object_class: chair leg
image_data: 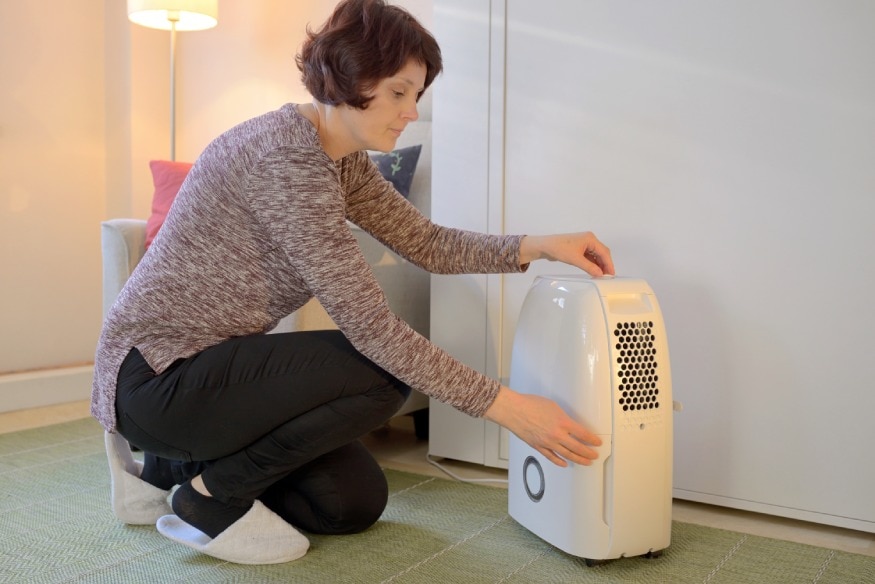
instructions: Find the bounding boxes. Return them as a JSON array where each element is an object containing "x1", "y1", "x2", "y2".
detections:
[{"x1": 411, "y1": 409, "x2": 429, "y2": 441}]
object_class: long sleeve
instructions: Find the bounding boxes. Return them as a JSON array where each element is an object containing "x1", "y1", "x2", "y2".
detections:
[{"x1": 343, "y1": 153, "x2": 526, "y2": 275}]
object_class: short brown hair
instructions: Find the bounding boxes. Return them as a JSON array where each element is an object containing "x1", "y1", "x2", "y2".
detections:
[{"x1": 296, "y1": 0, "x2": 442, "y2": 109}]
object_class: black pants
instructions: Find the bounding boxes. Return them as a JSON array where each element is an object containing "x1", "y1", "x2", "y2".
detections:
[{"x1": 115, "y1": 330, "x2": 410, "y2": 534}]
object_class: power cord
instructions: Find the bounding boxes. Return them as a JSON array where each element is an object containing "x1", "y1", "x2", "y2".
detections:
[{"x1": 425, "y1": 453, "x2": 509, "y2": 485}]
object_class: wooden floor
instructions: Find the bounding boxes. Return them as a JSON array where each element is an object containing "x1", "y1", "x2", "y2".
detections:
[{"x1": 2, "y1": 400, "x2": 873, "y2": 558}]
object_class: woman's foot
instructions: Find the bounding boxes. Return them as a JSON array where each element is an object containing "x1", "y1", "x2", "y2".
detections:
[
  {"x1": 171, "y1": 480, "x2": 252, "y2": 538},
  {"x1": 140, "y1": 453, "x2": 177, "y2": 490},
  {"x1": 157, "y1": 500, "x2": 310, "y2": 564},
  {"x1": 159, "y1": 477, "x2": 310, "y2": 564}
]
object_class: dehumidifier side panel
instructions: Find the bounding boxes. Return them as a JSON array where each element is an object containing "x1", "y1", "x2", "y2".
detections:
[{"x1": 604, "y1": 301, "x2": 674, "y2": 556}]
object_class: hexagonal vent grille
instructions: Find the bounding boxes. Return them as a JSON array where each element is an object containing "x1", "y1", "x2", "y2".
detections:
[{"x1": 614, "y1": 321, "x2": 661, "y2": 412}]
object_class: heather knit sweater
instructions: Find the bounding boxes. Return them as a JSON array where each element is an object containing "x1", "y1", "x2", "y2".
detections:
[{"x1": 91, "y1": 104, "x2": 526, "y2": 432}]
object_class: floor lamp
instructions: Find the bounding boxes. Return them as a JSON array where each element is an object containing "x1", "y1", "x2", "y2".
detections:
[{"x1": 127, "y1": 1, "x2": 218, "y2": 161}]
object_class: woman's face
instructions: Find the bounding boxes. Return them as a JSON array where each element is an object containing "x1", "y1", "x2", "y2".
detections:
[{"x1": 340, "y1": 59, "x2": 426, "y2": 153}]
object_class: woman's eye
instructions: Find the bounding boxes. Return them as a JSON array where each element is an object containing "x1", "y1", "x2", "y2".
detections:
[{"x1": 393, "y1": 90, "x2": 405, "y2": 98}]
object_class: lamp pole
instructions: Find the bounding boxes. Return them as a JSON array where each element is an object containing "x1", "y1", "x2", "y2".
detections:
[
  {"x1": 127, "y1": 1, "x2": 218, "y2": 161},
  {"x1": 168, "y1": 14, "x2": 178, "y2": 161}
]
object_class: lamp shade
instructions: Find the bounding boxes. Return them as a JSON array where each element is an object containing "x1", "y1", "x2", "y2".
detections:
[{"x1": 127, "y1": 0, "x2": 218, "y2": 31}]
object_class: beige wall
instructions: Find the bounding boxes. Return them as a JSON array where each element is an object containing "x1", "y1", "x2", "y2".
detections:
[
  {"x1": 0, "y1": 0, "x2": 432, "y2": 409},
  {"x1": 0, "y1": 1, "x2": 107, "y2": 374}
]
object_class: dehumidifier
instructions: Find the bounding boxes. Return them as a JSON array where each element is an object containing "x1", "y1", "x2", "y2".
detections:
[{"x1": 508, "y1": 275, "x2": 673, "y2": 565}]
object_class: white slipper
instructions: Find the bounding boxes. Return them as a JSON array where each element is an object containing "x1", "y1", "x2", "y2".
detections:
[
  {"x1": 105, "y1": 431, "x2": 172, "y2": 525},
  {"x1": 156, "y1": 500, "x2": 310, "y2": 565}
]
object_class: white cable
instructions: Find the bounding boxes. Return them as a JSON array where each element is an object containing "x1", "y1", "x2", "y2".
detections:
[{"x1": 425, "y1": 454, "x2": 509, "y2": 485}]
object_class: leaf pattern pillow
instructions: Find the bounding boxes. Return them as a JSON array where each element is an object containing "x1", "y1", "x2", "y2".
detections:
[{"x1": 369, "y1": 144, "x2": 422, "y2": 198}]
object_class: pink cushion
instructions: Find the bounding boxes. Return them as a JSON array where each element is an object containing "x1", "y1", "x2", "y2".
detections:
[{"x1": 145, "y1": 160, "x2": 193, "y2": 249}]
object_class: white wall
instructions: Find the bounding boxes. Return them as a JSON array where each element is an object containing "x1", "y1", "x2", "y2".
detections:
[
  {"x1": 499, "y1": 2, "x2": 875, "y2": 532},
  {"x1": 430, "y1": 0, "x2": 875, "y2": 531},
  {"x1": 0, "y1": 0, "x2": 433, "y2": 413}
]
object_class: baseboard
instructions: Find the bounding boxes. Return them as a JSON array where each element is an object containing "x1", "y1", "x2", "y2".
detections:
[
  {"x1": 673, "y1": 488, "x2": 875, "y2": 534},
  {"x1": 0, "y1": 365, "x2": 94, "y2": 414}
]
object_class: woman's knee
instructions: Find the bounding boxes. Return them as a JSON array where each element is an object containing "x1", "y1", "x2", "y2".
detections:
[
  {"x1": 325, "y1": 472, "x2": 388, "y2": 534},
  {"x1": 260, "y1": 441, "x2": 390, "y2": 535},
  {"x1": 260, "y1": 466, "x2": 388, "y2": 535}
]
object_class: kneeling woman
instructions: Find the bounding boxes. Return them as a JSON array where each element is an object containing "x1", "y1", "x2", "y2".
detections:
[{"x1": 92, "y1": 0, "x2": 613, "y2": 565}]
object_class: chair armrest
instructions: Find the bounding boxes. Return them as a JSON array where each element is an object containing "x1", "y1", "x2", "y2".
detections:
[{"x1": 101, "y1": 219, "x2": 147, "y2": 318}]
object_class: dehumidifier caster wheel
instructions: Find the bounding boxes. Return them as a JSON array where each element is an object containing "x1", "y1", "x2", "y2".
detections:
[
  {"x1": 584, "y1": 558, "x2": 606, "y2": 567},
  {"x1": 645, "y1": 550, "x2": 664, "y2": 559}
]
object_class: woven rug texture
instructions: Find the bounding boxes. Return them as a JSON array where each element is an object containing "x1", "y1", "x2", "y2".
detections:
[{"x1": 0, "y1": 418, "x2": 872, "y2": 583}]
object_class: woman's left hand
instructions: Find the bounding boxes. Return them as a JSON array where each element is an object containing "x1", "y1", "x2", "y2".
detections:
[{"x1": 519, "y1": 232, "x2": 615, "y2": 277}]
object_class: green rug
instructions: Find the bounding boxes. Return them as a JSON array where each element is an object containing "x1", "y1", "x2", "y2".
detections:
[{"x1": 0, "y1": 419, "x2": 871, "y2": 583}]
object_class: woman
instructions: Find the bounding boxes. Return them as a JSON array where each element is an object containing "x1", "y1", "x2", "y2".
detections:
[{"x1": 93, "y1": 0, "x2": 614, "y2": 565}]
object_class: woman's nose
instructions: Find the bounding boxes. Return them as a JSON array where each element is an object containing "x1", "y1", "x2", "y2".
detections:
[{"x1": 403, "y1": 100, "x2": 419, "y2": 121}]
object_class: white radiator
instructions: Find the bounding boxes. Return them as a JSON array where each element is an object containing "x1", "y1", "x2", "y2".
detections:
[{"x1": 508, "y1": 275, "x2": 673, "y2": 564}]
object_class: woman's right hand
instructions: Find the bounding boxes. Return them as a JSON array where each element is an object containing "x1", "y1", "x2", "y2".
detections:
[{"x1": 483, "y1": 386, "x2": 601, "y2": 467}]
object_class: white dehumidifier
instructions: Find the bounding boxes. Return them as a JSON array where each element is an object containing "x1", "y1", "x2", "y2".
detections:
[{"x1": 508, "y1": 275, "x2": 673, "y2": 565}]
